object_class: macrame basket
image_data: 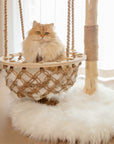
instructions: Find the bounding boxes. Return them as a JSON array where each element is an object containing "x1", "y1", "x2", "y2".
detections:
[
  {"x1": 2, "y1": 56, "x2": 83, "y2": 100},
  {"x1": 0, "y1": 0, "x2": 86, "y2": 101}
]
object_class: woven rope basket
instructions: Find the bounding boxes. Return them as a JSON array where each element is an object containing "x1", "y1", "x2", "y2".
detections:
[
  {"x1": 4, "y1": 62, "x2": 81, "y2": 100},
  {"x1": 1, "y1": 54, "x2": 85, "y2": 101}
]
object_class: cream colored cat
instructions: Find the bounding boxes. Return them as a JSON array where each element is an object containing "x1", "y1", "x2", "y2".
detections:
[{"x1": 23, "y1": 21, "x2": 65, "y2": 63}]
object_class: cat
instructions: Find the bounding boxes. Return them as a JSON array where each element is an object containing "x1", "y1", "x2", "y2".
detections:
[{"x1": 23, "y1": 21, "x2": 65, "y2": 63}]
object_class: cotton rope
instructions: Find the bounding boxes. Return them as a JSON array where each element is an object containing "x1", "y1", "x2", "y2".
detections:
[
  {"x1": 71, "y1": 0, "x2": 75, "y2": 57},
  {"x1": 84, "y1": 25, "x2": 98, "y2": 61},
  {"x1": 66, "y1": 0, "x2": 71, "y2": 58},
  {"x1": 4, "y1": 0, "x2": 8, "y2": 58},
  {"x1": 66, "y1": 0, "x2": 75, "y2": 58},
  {"x1": 0, "y1": 0, "x2": 4, "y2": 69},
  {"x1": 18, "y1": 0, "x2": 25, "y2": 40},
  {"x1": 0, "y1": 0, "x2": 4, "y2": 57}
]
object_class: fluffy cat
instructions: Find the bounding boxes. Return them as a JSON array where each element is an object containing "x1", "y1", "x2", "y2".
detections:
[{"x1": 23, "y1": 21, "x2": 65, "y2": 63}]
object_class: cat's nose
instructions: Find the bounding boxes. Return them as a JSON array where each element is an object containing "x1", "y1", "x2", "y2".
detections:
[{"x1": 41, "y1": 35, "x2": 44, "y2": 38}]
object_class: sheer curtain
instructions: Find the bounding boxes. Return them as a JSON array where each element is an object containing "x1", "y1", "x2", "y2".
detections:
[{"x1": 98, "y1": 0, "x2": 114, "y2": 70}]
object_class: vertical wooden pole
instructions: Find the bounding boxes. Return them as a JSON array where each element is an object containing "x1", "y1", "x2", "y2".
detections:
[{"x1": 84, "y1": 0, "x2": 98, "y2": 95}]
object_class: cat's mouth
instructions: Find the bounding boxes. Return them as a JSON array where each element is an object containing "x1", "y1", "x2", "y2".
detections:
[
  {"x1": 32, "y1": 38, "x2": 50, "y2": 43},
  {"x1": 40, "y1": 39, "x2": 50, "y2": 43}
]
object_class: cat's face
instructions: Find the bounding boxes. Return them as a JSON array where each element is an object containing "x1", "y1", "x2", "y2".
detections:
[{"x1": 28, "y1": 21, "x2": 55, "y2": 41}]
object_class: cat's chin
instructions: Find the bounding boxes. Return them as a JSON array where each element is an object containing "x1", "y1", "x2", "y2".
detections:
[
  {"x1": 31, "y1": 37, "x2": 41, "y2": 41},
  {"x1": 40, "y1": 39, "x2": 50, "y2": 43}
]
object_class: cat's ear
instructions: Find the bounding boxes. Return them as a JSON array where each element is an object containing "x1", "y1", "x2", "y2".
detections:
[
  {"x1": 33, "y1": 21, "x2": 38, "y2": 27},
  {"x1": 50, "y1": 23, "x2": 54, "y2": 28}
]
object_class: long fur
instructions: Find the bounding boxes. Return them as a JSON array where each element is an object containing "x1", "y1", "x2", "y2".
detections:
[
  {"x1": 23, "y1": 21, "x2": 65, "y2": 63},
  {"x1": 0, "y1": 71, "x2": 11, "y2": 131},
  {"x1": 9, "y1": 79, "x2": 114, "y2": 144}
]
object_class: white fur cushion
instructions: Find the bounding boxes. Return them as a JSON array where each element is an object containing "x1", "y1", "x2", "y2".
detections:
[{"x1": 9, "y1": 79, "x2": 114, "y2": 144}]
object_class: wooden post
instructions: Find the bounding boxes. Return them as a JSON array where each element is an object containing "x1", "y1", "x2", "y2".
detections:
[{"x1": 84, "y1": 0, "x2": 98, "y2": 95}]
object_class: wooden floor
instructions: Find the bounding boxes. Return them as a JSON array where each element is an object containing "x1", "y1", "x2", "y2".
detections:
[
  {"x1": 0, "y1": 118, "x2": 113, "y2": 144},
  {"x1": 0, "y1": 118, "x2": 47, "y2": 144}
]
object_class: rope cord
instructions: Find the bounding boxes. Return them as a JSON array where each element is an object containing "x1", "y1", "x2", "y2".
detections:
[
  {"x1": 66, "y1": 0, "x2": 75, "y2": 58},
  {"x1": 71, "y1": 0, "x2": 75, "y2": 57},
  {"x1": 84, "y1": 25, "x2": 98, "y2": 61},
  {"x1": 66, "y1": 0, "x2": 71, "y2": 58},
  {"x1": 0, "y1": 0, "x2": 4, "y2": 57},
  {"x1": 18, "y1": 0, "x2": 25, "y2": 40},
  {"x1": 4, "y1": 0, "x2": 8, "y2": 57}
]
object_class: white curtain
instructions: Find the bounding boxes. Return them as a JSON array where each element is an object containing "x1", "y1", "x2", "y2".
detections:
[{"x1": 98, "y1": 1, "x2": 114, "y2": 70}]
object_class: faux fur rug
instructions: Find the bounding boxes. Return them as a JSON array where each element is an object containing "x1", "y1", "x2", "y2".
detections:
[{"x1": 0, "y1": 71, "x2": 114, "y2": 144}]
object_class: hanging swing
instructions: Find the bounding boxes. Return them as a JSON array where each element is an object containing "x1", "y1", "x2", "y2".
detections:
[{"x1": 0, "y1": 0, "x2": 86, "y2": 101}]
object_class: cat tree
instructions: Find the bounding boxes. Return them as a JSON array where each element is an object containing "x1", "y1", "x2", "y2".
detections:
[
  {"x1": 0, "y1": 0, "x2": 114, "y2": 144},
  {"x1": 84, "y1": 0, "x2": 98, "y2": 95}
]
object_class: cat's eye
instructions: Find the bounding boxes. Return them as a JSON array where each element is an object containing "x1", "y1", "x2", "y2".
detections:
[
  {"x1": 37, "y1": 31, "x2": 41, "y2": 35},
  {"x1": 45, "y1": 32, "x2": 49, "y2": 35}
]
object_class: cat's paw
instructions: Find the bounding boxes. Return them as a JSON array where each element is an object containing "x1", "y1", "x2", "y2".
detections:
[{"x1": 38, "y1": 98, "x2": 59, "y2": 106}]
